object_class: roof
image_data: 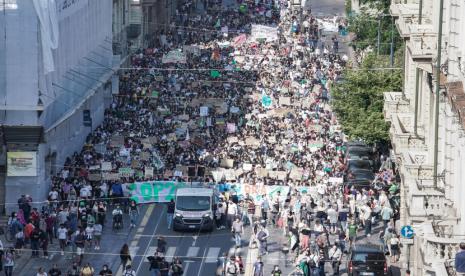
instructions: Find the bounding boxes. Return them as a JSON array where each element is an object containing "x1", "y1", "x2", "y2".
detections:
[
  {"x1": 176, "y1": 188, "x2": 214, "y2": 196},
  {"x1": 352, "y1": 244, "x2": 384, "y2": 253}
]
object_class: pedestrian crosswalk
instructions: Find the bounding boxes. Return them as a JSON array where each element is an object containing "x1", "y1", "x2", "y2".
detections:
[{"x1": 139, "y1": 246, "x2": 224, "y2": 263}]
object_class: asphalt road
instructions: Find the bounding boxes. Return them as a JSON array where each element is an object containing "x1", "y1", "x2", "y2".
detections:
[{"x1": 127, "y1": 203, "x2": 248, "y2": 276}]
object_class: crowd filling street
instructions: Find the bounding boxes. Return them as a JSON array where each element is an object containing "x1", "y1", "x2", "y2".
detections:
[{"x1": 1, "y1": 0, "x2": 405, "y2": 275}]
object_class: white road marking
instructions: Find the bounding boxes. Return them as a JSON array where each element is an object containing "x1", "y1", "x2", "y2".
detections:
[
  {"x1": 205, "y1": 247, "x2": 221, "y2": 263},
  {"x1": 186, "y1": 246, "x2": 200, "y2": 257},
  {"x1": 142, "y1": 246, "x2": 158, "y2": 262},
  {"x1": 129, "y1": 246, "x2": 139, "y2": 258},
  {"x1": 165, "y1": 246, "x2": 177, "y2": 262},
  {"x1": 135, "y1": 205, "x2": 163, "y2": 274}
]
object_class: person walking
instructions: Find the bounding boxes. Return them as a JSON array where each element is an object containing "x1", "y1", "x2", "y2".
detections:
[
  {"x1": 328, "y1": 243, "x2": 342, "y2": 275},
  {"x1": 390, "y1": 234, "x2": 400, "y2": 263},
  {"x1": 270, "y1": 265, "x2": 282, "y2": 276},
  {"x1": 128, "y1": 201, "x2": 139, "y2": 229},
  {"x1": 48, "y1": 264, "x2": 62, "y2": 276},
  {"x1": 30, "y1": 227, "x2": 41, "y2": 258},
  {"x1": 80, "y1": 263, "x2": 94, "y2": 276},
  {"x1": 256, "y1": 225, "x2": 269, "y2": 256},
  {"x1": 346, "y1": 219, "x2": 358, "y2": 250},
  {"x1": 122, "y1": 265, "x2": 136, "y2": 276},
  {"x1": 58, "y1": 224, "x2": 68, "y2": 255},
  {"x1": 120, "y1": 244, "x2": 132, "y2": 270},
  {"x1": 226, "y1": 201, "x2": 238, "y2": 229},
  {"x1": 170, "y1": 257, "x2": 183, "y2": 276},
  {"x1": 3, "y1": 248, "x2": 14, "y2": 276},
  {"x1": 252, "y1": 257, "x2": 264, "y2": 276},
  {"x1": 456, "y1": 242, "x2": 465, "y2": 275},
  {"x1": 98, "y1": 264, "x2": 113, "y2": 276},
  {"x1": 225, "y1": 256, "x2": 239, "y2": 276},
  {"x1": 93, "y1": 223, "x2": 102, "y2": 250},
  {"x1": 166, "y1": 199, "x2": 175, "y2": 230},
  {"x1": 39, "y1": 228, "x2": 49, "y2": 259},
  {"x1": 231, "y1": 217, "x2": 244, "y2": 248}
]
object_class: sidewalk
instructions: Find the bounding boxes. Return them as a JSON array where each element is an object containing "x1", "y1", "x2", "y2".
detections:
[{"x1": 0, "y1": 206, "x2": 148, "y2": 275}]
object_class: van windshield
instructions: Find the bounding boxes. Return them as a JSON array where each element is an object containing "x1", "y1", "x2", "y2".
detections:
[{"x1": 176, "y1": 196, "x2": 211, "y2": 211}]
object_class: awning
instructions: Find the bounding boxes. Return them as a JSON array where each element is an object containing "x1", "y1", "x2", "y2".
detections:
[{"x1": 1, "y1": 126, "x2": 44, "y2": 145}]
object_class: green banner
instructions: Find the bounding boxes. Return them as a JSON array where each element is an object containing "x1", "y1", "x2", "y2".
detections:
[{"x1": 128, "y1": 181, "x2": 189, "y2": 203}]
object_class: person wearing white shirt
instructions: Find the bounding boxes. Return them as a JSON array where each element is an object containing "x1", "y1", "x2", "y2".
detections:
[{"x1": 226, "y1": 201, "x2": 237, "y2": 230}]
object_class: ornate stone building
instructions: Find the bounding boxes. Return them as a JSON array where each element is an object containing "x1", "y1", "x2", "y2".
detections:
[{"x1": 385, "y1": 0, "x2": 465, "y2": 275}]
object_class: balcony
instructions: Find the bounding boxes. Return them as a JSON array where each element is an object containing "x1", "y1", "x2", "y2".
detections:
[
  {"x1": 390, "y1": 0, "x2": 419, "y2": 18},
  {"x1": 388, "y1": 114, "x2": 426, "y2": 158},
  {"x1": 384, "y1": 92, "x2": 410, "y2": 121},
  {"x1": 418, "y1": 222, "x2": 462, "y2": 275},
  {"x1": 407, "y1": 35, "x2": 436, "y2": 61}
]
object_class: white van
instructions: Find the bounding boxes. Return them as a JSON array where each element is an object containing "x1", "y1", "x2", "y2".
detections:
[{"x1": 173, "y1": 188, "x2": 217, "y2": 232}]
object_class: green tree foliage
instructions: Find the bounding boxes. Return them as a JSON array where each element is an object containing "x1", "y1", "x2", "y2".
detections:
[
  {"x1": 332, "y1": 54, "x2": 402, "y2": 144},
  {"x1": 347, "y1": 7, "x2": 401, "y2": 53}
]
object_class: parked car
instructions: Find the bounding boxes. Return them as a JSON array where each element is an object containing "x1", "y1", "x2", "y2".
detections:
[
  {"x1": 344, "y1": 169, "x2": 376, "y2": 191},
  {"x1": 348, "y1": 244, "x2": 388, "y2": 276},
  {"x1": 347, "y1": 159, "x2": 373, "y2": 172}
]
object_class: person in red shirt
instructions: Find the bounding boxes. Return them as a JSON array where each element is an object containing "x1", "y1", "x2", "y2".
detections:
[{"x1": 24, "y1": 221, "x2": 35, "y2": 243}]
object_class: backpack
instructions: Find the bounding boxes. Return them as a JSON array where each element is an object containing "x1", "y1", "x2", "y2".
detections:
[{"x1": 308, "y1": 257, "x2": 316, "y2": 268}]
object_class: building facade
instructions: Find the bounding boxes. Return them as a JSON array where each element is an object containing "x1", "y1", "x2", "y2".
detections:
[
  {"x1": 385, "y1": 0, "x2": 465, "y2": 275},
  {"x1": 0, "y1": 0, "x2": 131, "y2": 213}
]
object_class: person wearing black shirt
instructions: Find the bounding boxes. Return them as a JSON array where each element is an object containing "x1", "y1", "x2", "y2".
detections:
[
  {"x1": 30, "y1": 228, "x2": 40, "y2": 257},
  {"x1": 98, "y1": 264, "x2": 113, "y2": 276},
  {"x1": 49, "y1": 264, "x2": 62, "y2": 276},
  {"x1": 166, "y1": 199, "x2": 175, "y2": 229}
]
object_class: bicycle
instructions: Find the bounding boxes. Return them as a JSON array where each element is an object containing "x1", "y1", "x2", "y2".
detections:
[{"x1": 1, "y1": 225, "x2": 15, "y2": 242}]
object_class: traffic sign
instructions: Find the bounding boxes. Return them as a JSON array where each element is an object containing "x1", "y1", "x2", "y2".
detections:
[
  {"x1": 401, "y1": 225, "x2": 414, "y2": 239},
  {"x1": 400, "y1": 238, "x2": 414, "y2": 245}
]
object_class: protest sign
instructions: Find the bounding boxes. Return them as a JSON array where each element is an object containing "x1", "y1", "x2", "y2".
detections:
[
  {"x1": 220, "y1": 159, "x2": 234, "y2": 168},
  {"x1": 255, "y1": 168, "x2": 268, "y2": 177},
  {"x1": 228, "y1": 136, "x2": 239, "y2": 144},
  {"x1": 101, "y1": 162, "x2": 112, "y2": 171},
  {"x1": 228, "y1": 184, "x2": 290, "y2": 202},
  {"x1": 119, "y1": 167, "x2": 134, "y2": 177},
  {"x1": 251, "y1": 24, "x2": 278, "y2": 42},
  {"x1": 226, "y1": 123, "x2": 236, "y2": 133},
  {"x1": 110, "y1": 136, "x2": 124, "y2": 147},
  {"x1": 243, "y1": 163, "x2": 253, "y2": 171},
  {"x1": 245, "y1": 137, "x2": 260, "y2": 147},
  {"x1": 232, "y1": 34, "x2": 247, "y2": 47},
  {"x1": 329, "y1": 177, "x2": 344, "y2": 184},
  {"x1": 88, "y1": 174, "x2": 102, "y2": 181},
  {"x1": 211, "y1": 170, "x2": 225, "y2": 182},
  {"x1": 183, "y1": 45, "x2": 200, "y2": 56},
  {"x1": 162, "y1": 49, "x2": 187, "y2": 64},
  {"x1": 103, "y1": 173, "x2": 120, "y2": 181},
  {"x1": 224, "y1": 169, "x2": 237, "y2": 181},
  {"x1": 128, "y1": 181, "x2": 190, "y2": 203},
  {"x1": 210, "y1": 70, "x2": 221, "y2": 78},
  {"x1": 145, "y1": 167, "x2": 154, "y2": 178},
  {"x1": 200, "y1": 106, "x2": 209, "y2": 116},
  {"x1": 279, "y1": 96, "x2": 292, "y2": 106}
]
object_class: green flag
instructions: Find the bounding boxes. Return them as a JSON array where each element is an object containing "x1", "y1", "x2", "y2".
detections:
[
  {"x1": 210, "y1": 70, "x2": 221, "y2": 78},
  {"x1": 151, "y1": 90, "x2": 159, "y2": 98},
  {"x1": 215, "y1": 19, "x2": 221, "y2": 28},
  {"x1": 239, "y1": 4, "x2": 247, "y2": 13}
]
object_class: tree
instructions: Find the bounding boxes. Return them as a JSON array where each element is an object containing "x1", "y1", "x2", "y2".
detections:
[{"x1": 332, "y1": 54, "x2": 402, "y2": 144}]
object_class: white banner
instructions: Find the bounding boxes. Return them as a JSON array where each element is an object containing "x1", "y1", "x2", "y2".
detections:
[
  {"x1": 251, "y1": 25, "x2": 278, "y2": 42},
  {"x1": 162, "y1": 49, "x2": 187, "y2": 64},
  {"x1": 56, "y1": 0, "x2": 88, "y2": 20},
  {"x1": 7, "y1": 152, "x2": 37, "y2": 177}
]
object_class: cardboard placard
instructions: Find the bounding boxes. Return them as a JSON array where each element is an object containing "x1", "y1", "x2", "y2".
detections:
[
  {"x1": 243, "y1": 163, "x2": 253, "y2": 171},
  {"x1": 88, "y1": 173, "x2": 102, "y2": 181},
  {"x1": 220, "y1": 159, "x2": 234, "y2": 168},
  {"x1": 131, "y1": 160, "x2": 140, "y2": 169},
  {"x1": 245, "y1": 137, "x2": 260, "y2": 147},
  {"x1": 102, "y1": 173, "x2": 120, "y2": 181},
  {"x1": 279, "y1": 96, "x2": 292, "y2": 106},
  {"x1": 101, "y1": 162, "x2": 112, "y2": 171},
  {"x1": 228, "y1": 137, "x2": 239, "y2": 144},
  {"x1": 110, "y1": 136, "x2": 125, "y2": 147},
  {"x1": 289, "y1": 168, "x2": 303, "y2": 180},
  {"x1": 145, "y1": 167, "x2": 154, "y2": 178},
  {"x1": 140, "y1": 152, "x2": 151, "y2": 161},
  {"x1": 255, "y1": 168, "x2": 269, "y2": 178},
  {"x1": 118, "y1": 167, "x2": 134, "y2": 177}
]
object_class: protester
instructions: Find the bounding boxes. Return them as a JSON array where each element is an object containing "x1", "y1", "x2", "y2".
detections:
[{"x1": 456, "y1": 242, "x2": 465, "y2": 275}]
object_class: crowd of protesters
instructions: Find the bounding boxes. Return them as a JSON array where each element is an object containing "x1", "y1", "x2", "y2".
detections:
[{"x1": 1, "y1": 0, "x2": 403, "y2": 275}]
